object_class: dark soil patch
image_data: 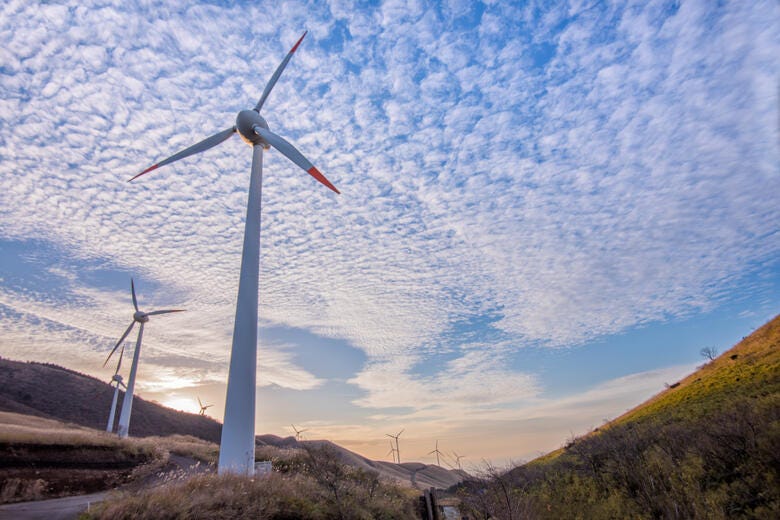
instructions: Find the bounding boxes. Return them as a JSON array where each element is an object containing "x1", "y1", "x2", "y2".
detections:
[{"x1": 0, "y1": 443, "x2": 155, "y2": 504}]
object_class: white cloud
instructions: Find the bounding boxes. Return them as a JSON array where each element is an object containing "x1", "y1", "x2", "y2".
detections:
[{"x1": 0, "y1": 0, "x2": 777, "y2": 424}]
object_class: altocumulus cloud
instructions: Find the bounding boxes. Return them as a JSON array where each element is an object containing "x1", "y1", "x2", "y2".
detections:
[{"x1": 0, "y1": 0, "x2": 777, "y2": 412}]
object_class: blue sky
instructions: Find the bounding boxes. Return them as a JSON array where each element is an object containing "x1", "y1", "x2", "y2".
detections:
[{"x1": 0, "y1": 0, "x2": 778, "y2": 467}]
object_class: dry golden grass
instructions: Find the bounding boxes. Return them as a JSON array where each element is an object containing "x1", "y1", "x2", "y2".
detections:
[
  {"x1": 0, "y1": 410, "x2": 223, "y2": 503},
  {"x1": 0, "y1": 411, "x2": 219, "y2": 463}
]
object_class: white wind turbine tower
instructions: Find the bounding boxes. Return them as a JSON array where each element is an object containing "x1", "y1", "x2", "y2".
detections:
[
  {"x1": 428, "y1": 439, "x2": 444, "y2": 466},
  {"x1": 386, "y1": 440, "x2": 398, "y2": 464},
  {"x1": 104, "y1": 279, "x2": 183, "y2": 438},
  {"x1": 105, "y1": 344, "x2": 127, "y2": 433},
  {"x1": 129, "y1": 31, "x2": 339, "y2": 475},
  {"x1": 386, "y1": 429, "x2": 404, "y2": 464}
]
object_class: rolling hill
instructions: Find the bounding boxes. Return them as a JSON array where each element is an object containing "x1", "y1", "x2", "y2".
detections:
[
  {"x1": 0, "y1": 357, "x2": 465, "y2": 503},
  {"x1": 0, "y1": 357, "x2": 222, "y2": 442}
]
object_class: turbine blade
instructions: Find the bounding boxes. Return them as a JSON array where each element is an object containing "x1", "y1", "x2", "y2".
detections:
[
  {"x1": 131, "y1": 278, "x2": 139, "y2": 312},
  {"x1": 114, "y1": 344, "x2": 125, "y2": 375},
  {"x1": 104, "y1": 322, "x2": 135, "y2": 367},
  {"x1": 129, "y1": 127, "x2": 237, "y2": 181},
  {"x1": 254, "y1": 31, "x2": 307, "y2": 112},
  {"x1": 254, "y1": 127, "x2": 340, "y2": 194},
  {"x1": 146, "y1": 309, "x2": 185, "y2": 316}
]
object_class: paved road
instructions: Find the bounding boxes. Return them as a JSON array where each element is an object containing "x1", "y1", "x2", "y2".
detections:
[
  {"x1": 0, "y1": 491, "x2": 109, "y2": 520},
  {"x1": 0, "y1": 454, "x2": 209, "y2": 519}
]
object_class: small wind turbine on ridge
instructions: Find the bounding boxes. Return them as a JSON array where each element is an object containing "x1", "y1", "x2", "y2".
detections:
[
  {"x1": 453, "y1": 451, "x2": 465, "y2": 471},
  {"x1": 128, "y1": 31, "x2": 339, "y2": 476},
  {"x1": 386, "y1": 429, "x2": 404, "y2": 464},
  {"x1": 103, "y1": 278, "x2": 183, "y2": 438},
  {"x1": 198, "y1": 397, "x2": 213, "y2": 416},
  {"x1": 105, "y1": 343, "x2": 127, "y2": 433},
  {"x1": 386, "y1": 440, "x2": 398, "y2": 464},
  {"x1": 428, "y1": 439, "x2": 445, "y2": 466},
  {"x1": 291, "y1": 424, "x2": 308, "y2": 441}
]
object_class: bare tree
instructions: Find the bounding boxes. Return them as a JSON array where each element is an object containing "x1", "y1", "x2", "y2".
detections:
[{"x1": 699, "y1": 346, "x2": 718, "y2": 362}]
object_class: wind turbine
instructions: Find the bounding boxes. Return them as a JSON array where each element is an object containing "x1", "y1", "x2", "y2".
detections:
[
  {"x1": 428, "y1": 439, "x2": 445, "y2": 466},
  {"x1": 386, "y1": 429, "x2": 404, "y2": 464},
  {"x1": 105, "y1": 344, "x2": 127, "y2": 433},
  {"x1": 386, "y1": 440, "x2": 398, "y2": 464},
  {"x1": 103, "y1": 278, "x2": 183, "y2": 438},
  {"x1": 291, "y1": 424, "x2": 308, "y2": 441},
  {"x1": 197, "y1": 397, "x2": 213, "y2": 416},
  {"x1": 452, "y1": 451, "x2": 465, "y2": 471},
  {"x1": 129, "y1": 31, "x2": 339, "y2": 476}
]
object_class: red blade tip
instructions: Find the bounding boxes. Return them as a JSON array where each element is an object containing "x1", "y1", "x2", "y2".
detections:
[
  {"x1": 128, "y1": 164, "x2": 159, "y2": 182},
  {"x1": 307, "y1": 166, "x2": 340, "y2": 194},
  {"x1": 290, "y1": 31, "x2": 307, "y2": 54}
]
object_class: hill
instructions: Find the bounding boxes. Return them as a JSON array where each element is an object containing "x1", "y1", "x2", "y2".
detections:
[
  {"x1": 0, "y1": 357, "x2": 221, "y2": 443},
  {"x1": 612, "y1": 313, "x2": 779, "y2": 426},
  {"x1": 257, "y1": 435, "x2": 468, "y2": 490},
  {"x1": 0, "y1": 357, "x2": 466, "y2": 501},
  {"x1": 457, "y1": 314, "x2": 780, "y2": 519}
]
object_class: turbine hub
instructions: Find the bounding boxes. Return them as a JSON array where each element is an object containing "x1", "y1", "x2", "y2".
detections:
[
  {"x1": 133, "y1": 311, "x2": 149, "y2": 323},
  {"x1": 236, "y1": 110, "x2": 270, "y2": 148}
]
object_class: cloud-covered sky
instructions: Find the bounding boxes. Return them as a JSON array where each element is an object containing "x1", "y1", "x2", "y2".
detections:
[{"x1": 1, "y1": 0, "x2": 777, "y2": 465}]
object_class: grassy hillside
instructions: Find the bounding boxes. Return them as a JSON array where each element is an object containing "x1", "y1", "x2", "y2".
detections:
[
  {"x1": 457, "y1": 314, "x2": 780, "y2": 519},
  {"x1": 613, "y1": 314, "x2": 779, "y2": 426},
  {"x1": 0, "y1": 411, "x2": 218, "y2": 503},
  {"x1": 0, "y1": 357, "x2": 221, "y2": 442}
]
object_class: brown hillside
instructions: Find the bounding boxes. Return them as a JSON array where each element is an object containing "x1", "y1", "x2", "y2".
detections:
[{"x1": 0, "y1": 357, "x2": 221, "y2": 443}]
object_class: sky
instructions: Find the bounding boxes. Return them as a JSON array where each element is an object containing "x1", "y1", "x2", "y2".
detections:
[{"x1": 0, "y1": 0, "x2": 778, "y2": 469}]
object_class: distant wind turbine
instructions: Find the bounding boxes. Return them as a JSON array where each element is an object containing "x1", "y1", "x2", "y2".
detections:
[
  {"x1": 105, "y1": 344, "x2": 127, "y2": 433},
  {"x1": 386, "y1": 440, "x2": 398, "y2": 464},
  {"x1": 453, "y1": 451, "x2": 465, "y2": 471},
  {"x1": 103, "y1": 279, "x2": 183, "y2": 438},
  {"x1": 129, "y1": 31, "x2": 339, "y2": 476},
  {"x1": 428, "y1": 439, "x2": 445, "y2": 466},
  {"x1": 291, "y1": 424, "x2": 308, "y2": 441},
  {"x1": 197, "y1": 397, "x2": 213, "y2": 416},
  {"x1": 386, "y1": 429, "x2": 404, "y2": 464}
]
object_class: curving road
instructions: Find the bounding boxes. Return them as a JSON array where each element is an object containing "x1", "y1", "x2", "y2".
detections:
[
  {"x1": 0, "y1": 491, "x2": 109, "y2": 520},
  {"x1": 0, "y1": 454, "x2": 208, "y2": 519}
]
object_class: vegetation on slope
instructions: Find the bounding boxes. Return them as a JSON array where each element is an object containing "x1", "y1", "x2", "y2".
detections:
[
  {"x1": 0, "y1": 412, "x2": 217, "y2": 503},
  {"x1": 84, "y1": 444, "x2": 420, "y2": 520},
  {"x1": 456, "y1": 314, "x2": 780, "y2": 519}
]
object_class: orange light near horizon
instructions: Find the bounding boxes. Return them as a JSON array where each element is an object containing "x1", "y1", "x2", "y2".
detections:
[{"x1": 161, "y1": 396, "x2": 199, "y2": 414}]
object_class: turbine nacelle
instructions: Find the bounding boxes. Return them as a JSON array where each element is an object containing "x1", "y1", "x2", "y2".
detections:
[
  {"x1": 236, "y1": 110, "x2": 270, "y2": 148},
  {"x1": 133, "y1": 310, "x2": 150, "y2": 323}
]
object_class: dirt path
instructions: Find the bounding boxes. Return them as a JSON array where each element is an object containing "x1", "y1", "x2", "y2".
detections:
[{"x1": 0, "y1": 454, "x2": 209, "y2": 520}]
